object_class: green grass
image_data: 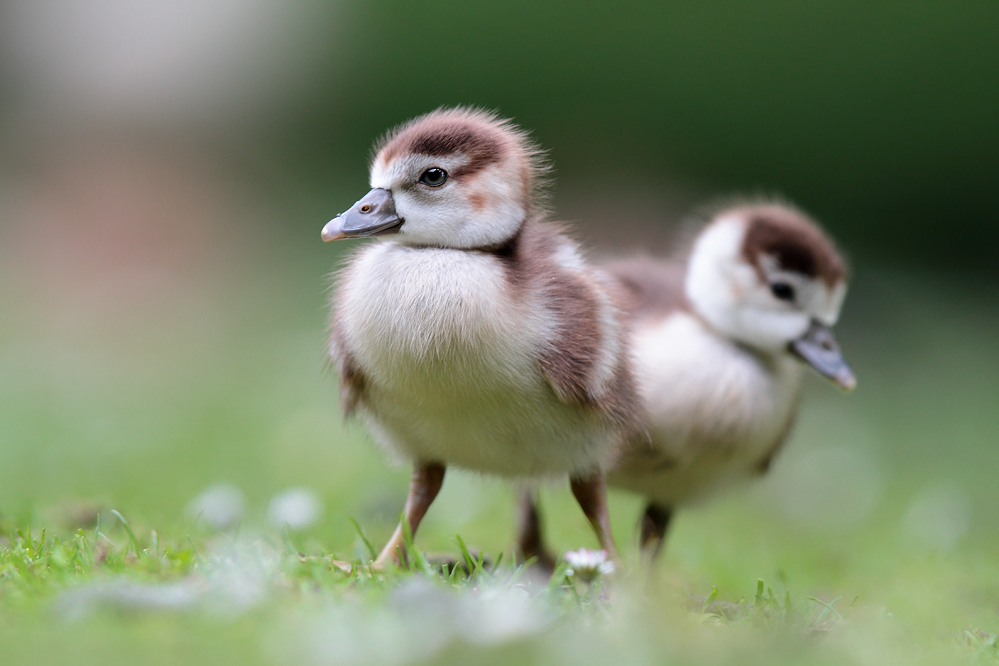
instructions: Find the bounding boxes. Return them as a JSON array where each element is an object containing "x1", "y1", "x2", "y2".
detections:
[
  {"x1": 2, "y1": 512, "x2": 997, "y2": 666},
  {"x1": 2, "y1": 232, "x2": 998, "y2": 665}
]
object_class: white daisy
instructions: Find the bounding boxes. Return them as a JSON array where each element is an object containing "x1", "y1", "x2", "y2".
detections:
[{"x1": 563, "y1": 548, "x2": 615, "y2": 582}]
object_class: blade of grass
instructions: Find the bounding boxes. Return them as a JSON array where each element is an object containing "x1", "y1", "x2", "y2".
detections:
[
  {"x1": 399, "y1": 512, "x2": 432, "y2": 575},
  {"x1": 507, "y1": 558, "x2": 535, "y2": 587},
  {"x1": 548, "y1": 560, "x2": 571, "y2": 593},
  {"x1": 474, "y1": 548, "x2": 486, "y2": 578},
  {"x1": 701, "y1": 586, "x2": 719, "y2": 615},
  {"x1": 111, "y1": 510, "x2": 140, "y2": 558},
  {"x1": 348, "y1": 517, "x2": 378, "y2": 561},
  {"x1": 807, "y1": 595, "x2": 844, "y2": 622},
  {"x1": 454, "y1": 534, "x2": 476, "y2": 578},
  {"x1": 448, "y1": 557, "x2": 463, "y2": 585}
]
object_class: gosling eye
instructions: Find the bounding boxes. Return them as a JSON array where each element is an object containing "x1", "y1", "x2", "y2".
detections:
[
  {"x1": 418, "y1": 167, "x2": 448, "y2": 187},
  {"x1": 770, "y1": 281, "x2": 796, "y2": 302}
]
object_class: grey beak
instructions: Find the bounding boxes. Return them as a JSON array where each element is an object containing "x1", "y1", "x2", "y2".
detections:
[
  {"x1": 321, "y1": 188, "x2": 404, "y2": 242},
  {"x1": 789, "y1": 320, "x2": 857, "y2": 392}
]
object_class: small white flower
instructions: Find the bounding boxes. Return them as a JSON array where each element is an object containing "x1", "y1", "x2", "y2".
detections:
[
  {"x1": 57, "y1": 580, "x2": 201, "y2": 621},
  {"x1": 267, "y1": 487, "x2": 323, "y2": 531},
  {"x1": 187, "y1": 483, "x2": 245, "y2": 530},
  {"x1": 460, "y1": 585, "x2": 549, "y2": 644},
  {"x1": 563, "y1": 548, "x2": 615, "y2": 582}
]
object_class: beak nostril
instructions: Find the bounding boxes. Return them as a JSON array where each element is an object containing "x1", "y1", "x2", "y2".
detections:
[{"x1": 360, "y1": 204, "x2": 372, "y2": 213}]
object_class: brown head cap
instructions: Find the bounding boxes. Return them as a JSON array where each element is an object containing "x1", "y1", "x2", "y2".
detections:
[
  {"x1": 733, "y1": 203, "x2": 847, "y2": 287},
  {"x1": 374, "y1": 107, "x2": 549, "y2": 213}
]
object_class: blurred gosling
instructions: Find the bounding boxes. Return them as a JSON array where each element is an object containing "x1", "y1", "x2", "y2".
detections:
[{"x1": 519, "y1": 201, "x2": 854, "y2": 564}]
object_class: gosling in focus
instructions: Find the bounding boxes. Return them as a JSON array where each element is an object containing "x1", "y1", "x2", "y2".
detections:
[
  {"x1": 323, "y1": 108, "x2": 639, "y2": 568},
  {"x1": 519, "y1": 202, "x2": 854, "y2": 564}
]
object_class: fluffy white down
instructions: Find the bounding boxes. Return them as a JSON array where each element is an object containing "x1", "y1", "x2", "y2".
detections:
[
  {"x1": 336, "y1": 241, "x2": 619, "y2": 477},
  {"x1": 686, "y1": 217, "x2": 812, "y2": 352},
  {"x1": 609, "y1": 312, "x2": 801, "y2": 505}
]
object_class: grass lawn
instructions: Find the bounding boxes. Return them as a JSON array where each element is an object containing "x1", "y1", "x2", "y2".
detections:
[{"x1": 2, "y1": 230, "x2": 998, "y2": 665}]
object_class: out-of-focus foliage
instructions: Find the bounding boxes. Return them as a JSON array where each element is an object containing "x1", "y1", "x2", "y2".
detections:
[
  {"x1": 2, "y1": 1, "x2": 996, "y2": 268},
  {"x1": 289, "y1": 0, "x2": 998, "y2": 270}
]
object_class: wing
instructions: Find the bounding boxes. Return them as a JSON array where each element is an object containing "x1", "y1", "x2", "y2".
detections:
[
  {"x1": 329, "y1": 316, "x2": 366, "y2": 419},
  {"x1": 537, "y1": 268, "x2": 640, "y2": 435},
  {"x1": 537, "y1": 269, "x2": 603, "y2": 406}
]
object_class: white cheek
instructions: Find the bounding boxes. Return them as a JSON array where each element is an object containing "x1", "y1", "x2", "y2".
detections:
[
  {"x1": 816, "y1": 281, "x2": 847, "y2": 325},
  {"x1": 392, "y1": 190, "x2": 472, "y2": 245},
  {"x1": 730, "y1": 274, "x2": 811, "y2": 350},
  {"x1": 734, "y1": 308, "x2": 811, "y2": 350},
  {"x1": 461, "y1": 171, "x2": 524, "y2": 246},
  {"x1": 687, "y1": 216, "x2": 813, "y2": 351}
]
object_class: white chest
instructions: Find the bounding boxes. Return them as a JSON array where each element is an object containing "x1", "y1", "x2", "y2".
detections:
[
  {"x1": 333, "y1": 242, "x2": 612, "y2": 476},
  {"x1": 338, "y1": 242, "x2": 544, "y2": 387},
  {"x1": 610, "y1": 312, "x2": 801, "y2": 503}
]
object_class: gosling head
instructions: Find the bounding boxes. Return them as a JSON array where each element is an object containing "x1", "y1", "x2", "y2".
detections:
[
  {"x1": 685, "y1": 202, "x2": 856, "y2": 390},
  {"x1": 322, "y1": 107, "x2": 545, "y2": 249}
]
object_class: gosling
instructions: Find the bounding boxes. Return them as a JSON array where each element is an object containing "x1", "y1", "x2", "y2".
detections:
[
  {"x1": 518, "y1": 201, "x2": 854, "y2": 563},
  {"x1": 323, "y1": 108, "x2": 639, "y2": 568}
]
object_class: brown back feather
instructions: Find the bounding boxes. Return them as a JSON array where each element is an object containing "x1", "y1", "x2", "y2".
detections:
[
  {"x1": 603, "y1": 257, "x2": 691, "y2": 322},
  {"x1": 483, "y1": 219, "x2": 640, "y2": 435}
]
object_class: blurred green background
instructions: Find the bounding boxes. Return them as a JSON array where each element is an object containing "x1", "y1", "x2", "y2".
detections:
[{"x1": 0, "y1": 2, "x2": 998, "y2": 656}]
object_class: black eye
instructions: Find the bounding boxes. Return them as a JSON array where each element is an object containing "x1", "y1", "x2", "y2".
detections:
[
  {"x1": 418, "y1": 167, "x2": 448, "y2": 187},
  {"x1": 770, "y1": 282, "x2": 796, "y2": 302}
]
